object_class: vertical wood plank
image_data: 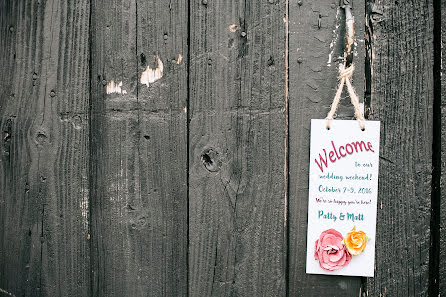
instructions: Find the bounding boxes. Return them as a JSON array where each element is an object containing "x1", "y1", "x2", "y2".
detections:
[
  {"x1": 363, "y1": 1, "x2": 434, "y2": 296},
  {"x1": 0, "y1": 0, "x2": 90, "y2": 296},
  {"x1": 89, "y1": 0, "x2": 188, "y2": 296},
  {"x1": 438, "y1": 0, "x2": 444, "y2": 294},
  {"x1": 288, "y1": 0, "x2": 364, "y2": 295},
  {"x1": 188, "y1": 1, "x2": 287, "y2": 296}
]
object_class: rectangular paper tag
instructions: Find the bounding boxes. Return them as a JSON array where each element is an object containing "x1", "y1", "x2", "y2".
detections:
[{"x1": 306, "y1": 119, "x2": 380, "y2": 277}]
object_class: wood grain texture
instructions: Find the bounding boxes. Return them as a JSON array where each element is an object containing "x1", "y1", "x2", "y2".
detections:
[
  {"x1": 89, "y1": 0, "x2": 188, "y2": 296},
  {"x1": 188, "y1": 1, "x2": 287, "y2": 296},
  {"x1": 0, "y1": 1, "x2": 440, "y2": 296},
  {"x1": 363, "y1": 1, "x2": 434, "y2": 296},
  {"x1": 288, "y1": 1, "x2": 364, "y2": 295},
  {"x1": 0, "y1": 0, "x2": 90, "y2": 296},
  {"x1": 439, "y1": 0, "x2": 445, "y2": 294}
]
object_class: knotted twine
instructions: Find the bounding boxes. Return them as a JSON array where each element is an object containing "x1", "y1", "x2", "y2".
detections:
[
  {"x1": 325, "y1": 4, "x2": 365, "y2": 131},
  {"x1": 325, "y1": 64, "x2": 365, "y2": 130}
]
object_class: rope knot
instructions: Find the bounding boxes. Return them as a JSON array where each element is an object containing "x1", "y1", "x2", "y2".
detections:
[
  {"x1": 339, "y1": 64, "x2": 354, "y2": 79},
  {"x1": 325, "y1": 63, "x2": 365, "y2": 130}
]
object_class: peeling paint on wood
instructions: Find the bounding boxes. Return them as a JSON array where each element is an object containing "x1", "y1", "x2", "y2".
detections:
[
  {"x1": 89, "y1": 0, "x2": 187, "y2": 296},
  {"x1": 228, "y1": 24, "x2": 240, "y2": 32},
  {"x1": 288, "y1": 0, "x2": 365, "y2": 296},
  {"x1": 105, "y1": 80, "x2": 127, "y2": 94},
  {"x1": 176, "y1": 54, "x2": 183, "y2": 64},
  {"x1": 140, "y1": 56, "x2": 164, "y2": 87},
  {"x1": 189, "y1": 1, "x2": 287, "y2": 296},
  {"x1": 0, "y1": 0, "x2": 440, "y2": 296}
]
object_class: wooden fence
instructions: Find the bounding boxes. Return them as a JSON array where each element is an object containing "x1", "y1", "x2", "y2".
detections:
[{"x1": 0, "y1": 0, "x2": 443, "y2": 296}]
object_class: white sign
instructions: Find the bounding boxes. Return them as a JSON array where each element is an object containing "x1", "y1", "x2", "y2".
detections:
[{"x1": 306, "y1": 119, "x2": 380, "y2": 277}]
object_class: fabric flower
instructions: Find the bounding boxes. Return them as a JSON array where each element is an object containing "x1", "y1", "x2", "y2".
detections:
[
  {"x1": 343, "y1": 226, "x2": 369, "y2": 255},
  {"x1": 314, "y1": 229, "x2": 352, "y2": 271}
]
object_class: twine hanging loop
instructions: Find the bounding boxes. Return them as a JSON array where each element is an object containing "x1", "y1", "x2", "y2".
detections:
[
  {"x1": 325, "y1": 2, "x2": 365, "y2": 130},
  {"x1": 325, "y1": 64, "x2": 365, "y2": 130}
]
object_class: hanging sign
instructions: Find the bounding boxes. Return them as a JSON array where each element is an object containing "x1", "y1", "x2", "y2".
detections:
[{"x1": 306, "y1": 119, "x2": 380, "y2": 277}]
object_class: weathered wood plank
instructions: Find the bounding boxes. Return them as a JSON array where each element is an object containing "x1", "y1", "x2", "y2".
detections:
[
  {"x1": 363, "y1": 1, "x2": 434, "y2": 296},
  {"x1": 188, "y1": 1, "x2": 287, "y2": 296},
  {"x1": 89, "y1": 0, "x2": 188, "y2": 296},
  {"x1": 0, "y1": 0, "x2": 90, "y2": 296},
  {"x1": 438, "y1": 0, "x2": 445, "y2": 294},
  {"x1": 288, "y1": 1, "x2": 364, "y2": 295}
]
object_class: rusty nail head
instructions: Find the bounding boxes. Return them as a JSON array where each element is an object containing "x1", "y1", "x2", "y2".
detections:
[
  {"x1": 241, "y1": 31, "x2": 247, "y2": 37},
  {"x1": 208, "y1": 58, "x2": 212, "y2": 65},
  {"x1": 32, "y1": 73, "x2": 38, "y2": 80},
  {"x1": 50, "y1": 90, "x2": 56, "y2": 97},
  {"x1": 202, "y1": 0, "x2": 208, "y2": 4},
  {"x1": 163, "y1": 34, "x2": 168, "y2": 40},
  {"x1": 9, "y1": 26, "x2": 14, "y2": 32},
  {"x1": 297, "y1": 0, "x2": 303, "y2": 6},
  {"x1": 297, "y1": 57, "x2": 303, "y2": 63}
]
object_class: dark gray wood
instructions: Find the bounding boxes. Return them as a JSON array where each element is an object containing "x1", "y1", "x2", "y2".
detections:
[
  {"x1": 288, "y1": 0, "x2": 364, "y2": 295},
  {"x1": 0, "y1": 0, "x2": 90, "y2": 296},
  {"x1": 0, "y1": 1, "x2": 440, "y2": 296},
  {"x1": 89, "y1": 0, "x2": 188, "y2": 296},
  {"x1": 188, "y1": 1, "x2": 287, "y2": 296},
  {"x1": 439, "y1": 0, "x2": 445, "y2": 294},
  {"x1": 363, "y1": 1, "x2": 434, "y2": 296}
]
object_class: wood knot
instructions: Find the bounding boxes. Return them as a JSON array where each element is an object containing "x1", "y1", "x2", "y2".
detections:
[
  {"x1": 35, "y1": 132, "x2": 48, "y2": 146},
  {"x1": 267, "y1": 56, "x2": 274, "y2": 66},
  {"x1": 72, "y1": 115, "x2": 82, "y2": 129},
  {"x1": 135, "y1": 217, "x2": 147, "y2": 228},
  {"x1": 201, "y1": 148, "x2": 221, "y2": 172}
]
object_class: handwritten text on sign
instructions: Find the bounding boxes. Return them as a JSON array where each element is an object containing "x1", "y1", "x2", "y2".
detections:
[{"x1": 306, "y1": 119, "x2": 380, "y2": 277}]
